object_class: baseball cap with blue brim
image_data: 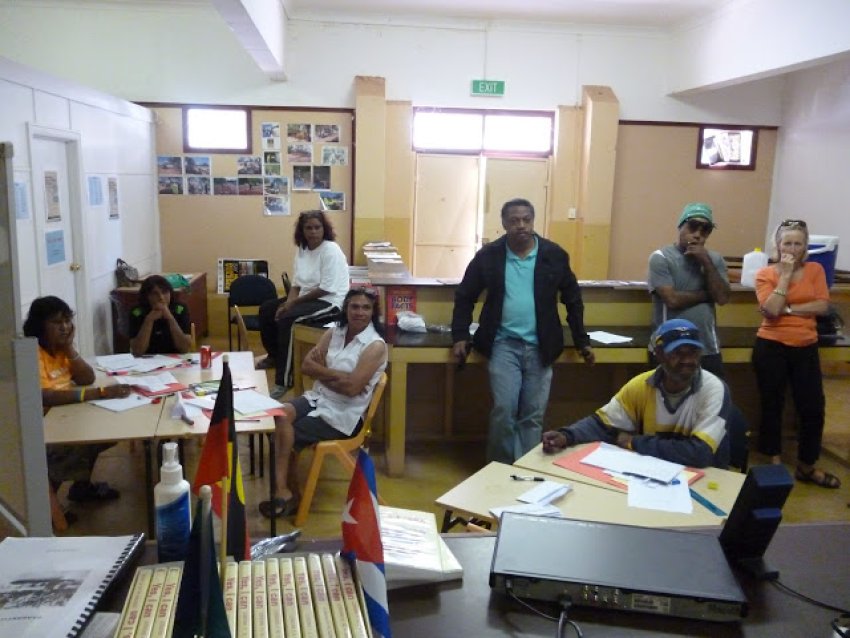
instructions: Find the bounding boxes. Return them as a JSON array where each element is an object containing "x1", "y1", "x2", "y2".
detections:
[{"x1": 652, "y1": 318, "x2": 705, "y2": 354}]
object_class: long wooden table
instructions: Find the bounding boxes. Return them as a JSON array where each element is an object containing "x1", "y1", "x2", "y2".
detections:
[
  {"x1": 43, "y1": 352, "x2": 278, "y2": 536},
  {"x1": 293, "y1": 323, "x2": 849, "y2": 477},
  {"x1": 436, "y1": 457, "x2": 744, "y2": 533}
]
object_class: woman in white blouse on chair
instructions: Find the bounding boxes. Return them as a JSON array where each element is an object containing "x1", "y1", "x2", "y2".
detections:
[{"x1": 259, "y1": 288, "x2": 387, "y2": 519}]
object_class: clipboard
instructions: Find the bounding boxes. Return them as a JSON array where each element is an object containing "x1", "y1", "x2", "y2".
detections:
[{"x1": 553, "y1": 441, "x2": 704, "y2": 491}]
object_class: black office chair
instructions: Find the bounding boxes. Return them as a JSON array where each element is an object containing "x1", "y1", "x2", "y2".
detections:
[
  {"x1": 726, "y1": 405, "x2": 751, "y2": 473},
  {"x1": 227, "y1": 274, "x2": 278, "y2": 351}
]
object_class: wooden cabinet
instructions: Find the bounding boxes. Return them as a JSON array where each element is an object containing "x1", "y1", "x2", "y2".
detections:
[{"x1": 110, "y1": 272, "x2": 208, "y2": 353}]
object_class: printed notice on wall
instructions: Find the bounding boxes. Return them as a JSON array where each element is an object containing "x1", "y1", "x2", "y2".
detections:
[
  {"x1": 107, "y1": 177, "x2": 119, "y2": 219},
  {"x1": 43, "y1": 170, "x2": 61, "y2": 221},
  {"x1": 14, "y1": 182, "x2": 29, "y2": 220},
  {"x1": 88, "y1": 176, "x2": 103, "y2": 207},
  {"x1": 45, "y1": 229, "x2": 65, "y2": 266}
]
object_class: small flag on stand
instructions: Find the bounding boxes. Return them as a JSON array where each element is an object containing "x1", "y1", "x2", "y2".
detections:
[
  {"x1": 192, "y1": 356, "x2": 250, "y2": 563},
  {"x1": 172, "y1": 485, "x2": 231, "y2": 638},
  {"x1": 341, "y1": 448, "x2": 392, "y2": 638}
]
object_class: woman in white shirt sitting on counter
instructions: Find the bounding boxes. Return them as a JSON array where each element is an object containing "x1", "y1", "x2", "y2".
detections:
[{"x1": 259, "y1": 288, "x2": 387, "y2": 519}]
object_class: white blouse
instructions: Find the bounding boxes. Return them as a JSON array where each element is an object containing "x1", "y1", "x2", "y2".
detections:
[
  {"x1": 303, "y1": 323, "x2": 387, "y2": 435},
  {"x1": 293, "y1": 240, "x2": 349, "y2": 309}
]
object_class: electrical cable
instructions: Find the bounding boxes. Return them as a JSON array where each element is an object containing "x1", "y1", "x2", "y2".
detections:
[
  {"x1": 557, "y1": 597, "x2": 584, "y2": 638},
  {"x1": 504, "y1": 580, "x2": 583, "y2": 638},
  {"x1": 770, "y1": 579, "x2": 850, "y2": 615}
]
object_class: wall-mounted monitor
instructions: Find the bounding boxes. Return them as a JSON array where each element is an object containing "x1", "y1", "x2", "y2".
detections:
[{"x1": 697, "y1": 126, "x2": 758, "y2": 170}]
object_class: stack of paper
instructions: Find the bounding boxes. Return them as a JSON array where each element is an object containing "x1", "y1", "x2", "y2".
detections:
[{"x1": 489, "y1": 479, "x2": 571, "y2": 519}]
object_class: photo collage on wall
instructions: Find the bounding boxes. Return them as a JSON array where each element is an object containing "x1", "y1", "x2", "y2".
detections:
[{"x1": 157, "y1": 120, "x2": 348, "y2": 214}]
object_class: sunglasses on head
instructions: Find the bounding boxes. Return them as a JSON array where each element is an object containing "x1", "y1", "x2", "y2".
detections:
[
  {"x1": 349, "y1": 286, "x2": 378, "y2": 299},
  {"x1": 685, "y1": 219, "x2": 713, "y2": 233},
  {"x1": 655, "y1": 326, "x2": 701, "y2": 349},
  {"x1": 780, "y1": 219, "x2": 807, "y2": 228}
]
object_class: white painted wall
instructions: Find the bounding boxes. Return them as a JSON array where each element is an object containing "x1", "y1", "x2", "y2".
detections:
[
  {"x1": 0, "y1": 57, "x2": 158, "y2": 354},
  {"x1": 769, "y1": 56, "x2": 850, "y2": 272},
  {"x1": 0, "y1": 3, "x2": 782, "y2": 124}
]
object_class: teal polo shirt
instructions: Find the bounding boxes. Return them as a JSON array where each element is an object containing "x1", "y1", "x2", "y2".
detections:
[{"x1": 497, "y1": 237, "x2": 538, "y2": 344}]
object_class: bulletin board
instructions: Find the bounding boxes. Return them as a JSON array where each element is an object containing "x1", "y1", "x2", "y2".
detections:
[{"x1": 152, "y1": 105, "x2": 354, "y2": 294}]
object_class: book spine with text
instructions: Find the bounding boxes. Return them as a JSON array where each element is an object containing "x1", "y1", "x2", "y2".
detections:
[
  {"x1": 279, "y1": 557, "x2": 302, "y2": 638},
  {"x1": 334, "y1": 555, "x2": 369, "y2": 638},
  {"x1": 251, "y1": 560, "x2": 270, "y2": 638},
  {"x1": 149, "y1": 566, "x2": 182, "y2": 638},
  {"x1": 293, "y1": 556, "x2": 319, "y2": 638},
  {"x1": 133, "y1": 566, "x2": 167, "y2": 638},
  {"x1": 236, "y1": 560, "x2": 253, "y2": 638},
  {"x1": 321, "y1": 553, "x2": 353, "y2": 638},
  {"x1": 115, "y1": 567, "x2": 153, "y2": 638},
  {"x1": 222, "y1": 561, "x2": 239, "y2": 637},
  {"x1": 307, "y1": 553, "x2": 336, "y2": 638},
  {"x1": 265, "y1": 556, "x2": 285, "y2": 638}
]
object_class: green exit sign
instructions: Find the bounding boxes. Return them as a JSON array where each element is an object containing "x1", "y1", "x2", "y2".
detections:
[{"x1": 471, "y1": 79, "x2": 505, "y2": 97}]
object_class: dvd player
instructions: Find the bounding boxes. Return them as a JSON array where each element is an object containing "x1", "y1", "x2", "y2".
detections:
[{"x1": 490, "y1": 513, "x2": 747, "y2": 622}]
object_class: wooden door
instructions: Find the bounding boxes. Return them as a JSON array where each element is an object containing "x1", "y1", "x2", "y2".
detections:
[{"x1": 481, "y1": 157, "x2": 550, "y2": 245}]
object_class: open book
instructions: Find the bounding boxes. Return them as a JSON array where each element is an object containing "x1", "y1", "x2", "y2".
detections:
[
  {"x1": 0, "y1": 534, "x2": 144, "y2": 638},
  {"x1": 379, "y1": 506, "x2": 462, "y2": 589}
]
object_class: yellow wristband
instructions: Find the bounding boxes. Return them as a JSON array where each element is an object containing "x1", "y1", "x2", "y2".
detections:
[
  {"x1": 773, "y1": 289, "x2": 787, "y2": 297},
  {"x1": 79, "y1": 388, "x2": 86, "y2": 403}
]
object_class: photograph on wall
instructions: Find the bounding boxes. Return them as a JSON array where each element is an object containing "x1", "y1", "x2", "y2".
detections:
[
  {"x1": 187, "y1": 176, "x2": 211, "y2": 195},
  {"x1": 185, "y1": 156, "x2": 211, "y2": 175},
  {"x1": 237, "y1": 177, "x2": 263, "y2": 195},
  {"x1": 292, "y1": 165, "x2": 312, "y2": 190},
  {"x1": 312, "y1": 165, "x2": 331, "y2": 190},
  {"x1": 264, "y1": 175, "x2": 288, "y2": 196},
  {"x1": 14, "y1": 181, "x2": 29, "y2": 220},
  {"x1": 213, "y1": 177, "x2": 238, "y2": 195},
  {"x1": 107, "y1": 176, "x2": 119, "y2": 219},
  {"x1": 43, "y1": 171, "x2": 61, "y2": 221},
  {"x1": 87, "y1": 176, "x2": 103, "y2": 207},
  {"x1": 157, "y1": 156, "x2": 183, "y2": 175},
  {"x1": 158, "y1": 176, "x2": 184, "y2": 195},
  {"x1": 263, "y1": 136, "x2": 281, "y2": 151},
  {"x1": 261, "y1": 121, "x2": 281, "y2": 150},
  {"x1": 320, "y1": 145, "x2": 348, "y2": 166},
  {"x1": 217, "y1": 257, "x2": 270, "y2": 294},
  {"x1": 264, "y1": 195, "x2": 290, "y2": 217},
  {"x1": 287, "y1": 143, "x2": 312, "y2": 164},
  {"x1": 237, "y1": 155, "x2": 262, "y2": 175},
  {"x1": 317, "y1": 190, "x2": 345, "y2": 211},
  {"x1": 44, "y1": 229, "x2": 66, "y2": 265},
  {"x1": 264, "y1": 151, "x2": 280, "y2": 164},
  {"x1": 314, "y1": 124, "x2": 340, "y2": 143},
  {"x1": 287, "y1": 123, "x2": 312, "y2": 142},
  {"x1": 264, "y1": 163, "x2": 281, "y2": 175}
]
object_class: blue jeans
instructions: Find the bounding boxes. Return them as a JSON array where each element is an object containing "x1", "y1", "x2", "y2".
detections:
[{"x1": 487, "y1": 338, "x2": 553, "y2": 463}]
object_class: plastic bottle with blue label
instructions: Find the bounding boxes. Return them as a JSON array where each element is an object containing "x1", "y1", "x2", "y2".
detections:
[
  {"x1": 741, "y1": 248, "x2": 768, "y2": 288},
  {"x1": 154, "y1": 441, "x2": 191, "y2": 562}
]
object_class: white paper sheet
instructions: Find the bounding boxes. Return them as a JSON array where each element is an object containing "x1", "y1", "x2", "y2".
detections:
[
  {"x1": 581, "y1": 443, "x2": 684, "y2": 484},
  {"x1": 516, "y1": 480, "x2": 572, "y2": 505},
  {"x1": 627, "y1": 476, "x2": 693, "y2": 513},
  {"x1": 116, "y1": 372, "x2": 179, "y2": 392},
  {"x1": 489, "y1": 502, "x2": 563, "y2": 519},
  {"x1": 588, "y1": 330, "x2": 633, "y2": 344},
  {"x1": 90, "y1": 395, "x2": 153, "y2": 412},
  {"x1": 94, "y1": 353, "x2": 136, "y2": 371},
  {"x1": 233, "y1": 390, "x2": 284, "y2": 415}
]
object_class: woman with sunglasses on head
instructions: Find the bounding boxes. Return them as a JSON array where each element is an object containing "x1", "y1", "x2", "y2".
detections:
[
  {"x1": 752, "y1": 220, "x2": 840, "y2": 488},
  {"x1": 259, "y1": 288, "x2": 387, "y2": 519},
  {"x1": 257, "y1": 210, "x2": 349, "y2": 398}
]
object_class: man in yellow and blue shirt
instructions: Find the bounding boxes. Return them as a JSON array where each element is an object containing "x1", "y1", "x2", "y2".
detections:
[{"x1": 542, "y1": 318, "x2": 730, "y2": 468}]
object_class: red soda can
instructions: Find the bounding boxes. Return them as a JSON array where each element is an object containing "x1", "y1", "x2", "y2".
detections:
[{"x1": 200, "y1": 345, "x2": 212, "y2": 369}]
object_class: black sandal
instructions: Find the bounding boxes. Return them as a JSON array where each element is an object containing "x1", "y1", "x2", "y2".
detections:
[
  {"x1": 259, "y1": 497, "x2": 300, "y2": 519},
  {"x1": 795, "y1": 466, "x2": 841, "y2": 489}
]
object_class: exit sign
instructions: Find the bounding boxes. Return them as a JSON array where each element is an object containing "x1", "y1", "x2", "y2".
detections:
[{"x1": 471, "y1": 79, "x2": 505, "y2": 97}]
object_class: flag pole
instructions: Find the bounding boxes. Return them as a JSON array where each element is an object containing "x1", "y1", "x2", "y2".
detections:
[
  {"x1": 219, "y1": 355, "x2": 231, "y2": 587},
  {"x1": 199, "y1": 485, "x2": 212, "y2": 638}
]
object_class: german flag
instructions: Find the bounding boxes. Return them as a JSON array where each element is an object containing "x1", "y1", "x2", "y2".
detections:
[{"x1": 192, "y1": 357, "x2": 250, "y2": 562}]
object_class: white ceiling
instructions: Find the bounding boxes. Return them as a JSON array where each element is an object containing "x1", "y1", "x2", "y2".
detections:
[{"x1": 287, "y1": 0, "x2": 723, "y2": 28}]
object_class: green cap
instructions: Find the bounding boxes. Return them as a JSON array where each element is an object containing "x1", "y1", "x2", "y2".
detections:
[{"x1": 677, "y1": 202, "x2": 714, "y2": 228}]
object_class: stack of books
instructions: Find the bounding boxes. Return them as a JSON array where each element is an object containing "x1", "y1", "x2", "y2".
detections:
[{"x1": 363, "y1": 242, "x2": 409, "y2": 278}]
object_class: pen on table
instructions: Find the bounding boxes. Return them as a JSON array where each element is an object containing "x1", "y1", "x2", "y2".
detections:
[
  {"x1": 510, "y1": 474, "x2": 545, "y2": 482},
  {"x1": 236, "y1": 418, "x2": 262, "y2": 422}
]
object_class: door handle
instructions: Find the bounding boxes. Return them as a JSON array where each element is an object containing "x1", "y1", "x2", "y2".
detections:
[{"x1": 69, "y1": 262, "x2": 82, "y2": 272}]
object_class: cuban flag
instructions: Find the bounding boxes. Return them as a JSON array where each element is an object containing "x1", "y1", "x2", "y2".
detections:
[{"x1": 341, "y1": 448, "x2": 391, "y2": 638}]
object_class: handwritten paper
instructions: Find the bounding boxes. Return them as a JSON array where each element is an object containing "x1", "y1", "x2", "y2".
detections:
[
  {"x1": 581, "y1": 443, "x2": 684, "y2": 484},
  {"x1": 627, "y1": 476, "x2": 693, "y2": 513},
  {"x1": 90, "y1": 395, "x2": 153, "y2": 412}
]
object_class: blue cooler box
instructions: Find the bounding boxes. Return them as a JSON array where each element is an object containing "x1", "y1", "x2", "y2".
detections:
[{"x1": 807, "y1": 234, "x2": 839, "y2": 287}]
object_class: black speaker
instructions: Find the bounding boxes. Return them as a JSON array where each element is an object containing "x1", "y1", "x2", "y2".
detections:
[{"x1": 719, "y1": 464, "x2": 794, "y2": 580}]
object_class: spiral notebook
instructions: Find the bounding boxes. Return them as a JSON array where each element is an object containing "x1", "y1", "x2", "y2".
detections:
[{"x1": 0, "y1": 533, "x2": 144, "y2": 638}]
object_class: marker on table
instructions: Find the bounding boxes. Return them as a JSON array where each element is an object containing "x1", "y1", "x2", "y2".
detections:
[{"x1": 511, "y1": 474, "x2": 545, "y2": 482}]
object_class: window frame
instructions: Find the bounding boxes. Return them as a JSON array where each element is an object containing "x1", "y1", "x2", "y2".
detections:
[
  {"x1": 696, "y1": 124, "x2": 758, "y2": 171},
  {"x1": 412, "y1": 107, "x2": 555, "y2": 158},
  {"x1": 182, "y1": 105, "x2": 252, "y2": 154}
]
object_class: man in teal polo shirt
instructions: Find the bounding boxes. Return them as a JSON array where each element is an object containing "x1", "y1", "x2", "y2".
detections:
[{"x1": 452, "y1": 198, "x2": 595, "y2": 464}]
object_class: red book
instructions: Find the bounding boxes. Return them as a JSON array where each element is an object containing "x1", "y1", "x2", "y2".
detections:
[{"x1": 386, "y1": 286, "x2": 416, "y2": 326}]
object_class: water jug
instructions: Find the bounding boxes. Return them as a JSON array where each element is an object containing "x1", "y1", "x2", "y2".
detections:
[{"x1": 740, "y1": 248, "x2": 768, "y2": 288}]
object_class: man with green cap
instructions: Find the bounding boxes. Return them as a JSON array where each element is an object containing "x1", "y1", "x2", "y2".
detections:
[{"x1": 647, "y1": 202, "x2": 730, "y2": 377}]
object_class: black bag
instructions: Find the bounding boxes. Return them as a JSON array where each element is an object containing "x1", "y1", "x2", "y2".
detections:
[
  {"x1": 816, "y1": 304, "x2": 844, "y2": 337},
  {"x1": 115, "y1": 258, "x2": 141, "y2": 287}
]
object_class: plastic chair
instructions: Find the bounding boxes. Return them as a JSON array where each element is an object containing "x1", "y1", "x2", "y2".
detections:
[
  {"x1": 293, "y1": 372, "x2": 388, "y2": 527},
  {"x1": 227, "y1": 274, "x2": 277, "y2": 351}
]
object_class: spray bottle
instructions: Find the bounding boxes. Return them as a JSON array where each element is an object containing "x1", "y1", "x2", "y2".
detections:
[{"x1": 154, "y1": 441, "x2": 191, "y2": 562}]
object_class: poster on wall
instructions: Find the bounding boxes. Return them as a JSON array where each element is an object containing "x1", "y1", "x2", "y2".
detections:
[
  {"x1": 312, "y1": 166, "x2": 330, "y2": 190},
  {"x1": 185, "y1": 156, "x2": 211, "y2": 175},
  {"x1": 213, "y1": 177, "x2": 238, "y2": 195},
  {"x1": 287, "y1": 143, "x2": 312, "y2": 164},
  {"x1": 107, "y1": 177, "x2": 119, "y2": 219},
  {"x1": 317, "y1": 190, "x2": 345, "y2": 211},
  {"x1": 292, "y1": 165, "x2": 312, "y2": 190},
  {"x1": 186, "y1": 176, "x2": 211, "y2": 195},
  {"x1": 237, "y1": 156, "x2": 262, "y2": 175},
  {"x1": 264, "y1": 196, "x2": 290, "y2": 217},
  {"x1": 158, "y1": 177, "x2": 183, "y2": 195},
  {"x1": 43, "y1": 171, "x2": 61, "y2": 221},
  {"x1": 287, "y1": 123, "x2": 311, "y2": 143},
  {"x1": 263, "y1": 151, "x2": 281, "y2": 176},
  {"x1": 44, "y1": 229, "x2": 66, "y2": 265},
  {"x1": 14, "y1": 182, "x2": 29, "y2": 220},
  {"x1": 314, "y1": 124, "x2": 340, "y2": 143},
  {"x1": 157, "y1": 156, "x2": 183, "y2": 175},
  {"x1": 87, "y1": 176, "x2": 103, "y2": 207},
  {"x1": 320, "y1": 145, "x2": 348, "y2": 166},
  {"x1": 217, "y1": 258, "x2": 270, "y2": 294},
  {"x1": 262, "y1": 122, "x2": 281, "y2": 150}
]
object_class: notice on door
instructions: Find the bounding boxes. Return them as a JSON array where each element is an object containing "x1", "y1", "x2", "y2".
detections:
[{"x1": 44, "y1": 170, "x2": 61, "y2": 221}]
